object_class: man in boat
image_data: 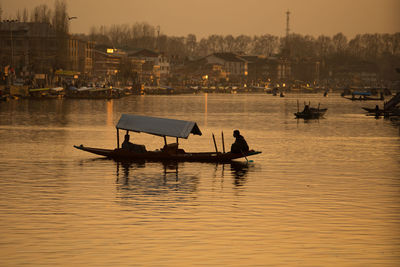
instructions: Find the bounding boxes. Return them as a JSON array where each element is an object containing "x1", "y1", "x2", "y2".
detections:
[
  {"x1": 231, "y1": 130, "x2": 249, "y2": 154},
  {"x1": 122, "y1": 133, "x2": 146, "y2": 153}
]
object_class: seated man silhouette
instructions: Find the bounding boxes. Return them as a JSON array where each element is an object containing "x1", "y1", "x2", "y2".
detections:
[
  {"x1": 121, "y1": 134, "x2": 146, "y2": 153},
  {"x1": 230, "y1": 130, "x2": 249, "y2": 154}
]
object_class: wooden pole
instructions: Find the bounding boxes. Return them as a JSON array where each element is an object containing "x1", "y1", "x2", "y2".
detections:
[
  {"x1": 221, "y1": 131, "x2": 225, "y2": 153},
  {"x1": 297, "y1": 100, "x2": 299, "y2": 112},
  {"x1": 163, "y1": 136, "x2": 167, "y2": 146},
  {"x1": 116, "y1": 128, "x2": 120, "y2": 148},
  {"x1": 212, "y1": 133, "x2": 218, "y2": 153}
]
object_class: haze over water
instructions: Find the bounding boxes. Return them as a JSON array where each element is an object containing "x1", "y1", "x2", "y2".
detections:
[{"x1": 0, "y1": 93, "x2": 399, "y2": 266}]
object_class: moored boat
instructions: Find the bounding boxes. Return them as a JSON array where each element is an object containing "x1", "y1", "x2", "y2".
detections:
[{"x1": 343, "y1": 92, "x2": 384, "y2": 101}]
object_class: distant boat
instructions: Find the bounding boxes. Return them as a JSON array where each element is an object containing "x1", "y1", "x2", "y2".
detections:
[
  {"x1": 343, "y1": 92, "x2": 384, "y2": 101},
  {"x1": 362, "y1": 92, "x2": 400, "y2": 117},
  {"x1": 295, "y1": 102, "x2": 327, "y2": 119}
]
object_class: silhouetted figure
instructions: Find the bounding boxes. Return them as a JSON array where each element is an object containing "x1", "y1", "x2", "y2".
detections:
[
  {"x1": 122, "y1": 134, "x2": 134, "y2": 150},
  {"x1": 122, "y1": 134, "x2": 146, "y2": 153},
  {"x1": 231, "y1": 130, "x2": 249, "y2": 153}
]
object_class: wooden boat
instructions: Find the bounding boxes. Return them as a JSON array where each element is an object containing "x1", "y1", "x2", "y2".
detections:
[
  {"x1": 294, "y1": 102, "x2": 327, "y2": 119},
  {"x1": 343, "y1": 92, "x2": 384, "y2": 101},
  {"x1": 74, "y1": 114, "x2": 261, "y2": 163},
  {"x1": 295, "y1": 107, "x2": 327, "y2": 119},
  {"x1": 362, "y1": 93, "x2": 400, "y2": 117}
]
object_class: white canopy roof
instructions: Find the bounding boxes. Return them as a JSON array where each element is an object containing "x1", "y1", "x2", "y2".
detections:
[{"x1": 116, "y1": 114, "x2": 202, "y2": 139}]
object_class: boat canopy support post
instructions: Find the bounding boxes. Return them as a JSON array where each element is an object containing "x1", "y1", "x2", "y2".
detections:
[
  {"x1": 163, "y1": 136, "x2": 167, "y2": 146},
  {"x1": 116, "y1": 128, "x2": 120, "y2": 148},
  {"x1": 221, "y1": 131, "x2": 225, "y2": 153},
  {"x1": 212, "y1": 133, "x2": 218, "y2": 153}
]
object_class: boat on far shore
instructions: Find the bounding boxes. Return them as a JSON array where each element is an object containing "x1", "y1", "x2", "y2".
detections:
[{"x1": 343, "y1": 91, "x2": 384, "y2": 101}]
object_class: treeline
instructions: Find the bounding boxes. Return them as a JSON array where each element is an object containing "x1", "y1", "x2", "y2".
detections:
[
  {"x1": 86, "y1": 23, "x2": 400, "y2": 72},
  {"x1": 88, "y1": 23, "x2": 400, "y2": 61},
  {"x1": 88, "y1": 24, "x2": 400, "y2": 79},
  {"x1": 3, "y1": 0, "x2": 69, "y2": 34},
  {"x1": 88, "y1": 24, "x2": 280, "y2": 57},
  {"x1": 6, "y1": 1, "x2": 400, "y2": 61}
]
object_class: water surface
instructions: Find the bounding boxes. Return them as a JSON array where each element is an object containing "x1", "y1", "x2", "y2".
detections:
[{"x1": 0, "y1": 93, "x2": 399, "y2": 266}]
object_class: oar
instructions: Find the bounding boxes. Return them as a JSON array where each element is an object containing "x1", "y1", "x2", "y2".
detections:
[{"x1": 241, "y1": 150, "x2": 249, "y2": 163}]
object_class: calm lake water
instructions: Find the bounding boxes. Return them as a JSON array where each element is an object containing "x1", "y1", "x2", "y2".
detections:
[{"x1": 0, "y1": 93, "x2": 399, "y2": 266}]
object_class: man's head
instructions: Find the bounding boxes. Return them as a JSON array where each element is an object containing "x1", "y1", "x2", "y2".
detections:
[{"x1": 233, "y1": 130, "x2": 240, "y2": 138}]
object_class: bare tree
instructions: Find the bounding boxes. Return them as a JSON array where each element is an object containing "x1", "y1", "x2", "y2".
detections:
[
  {"x1": 22, "y1": 8, "x2": 29, "y2": 22},
  {"x1": 52, "y1": 0, "x2": 69, "y2": 69},
  {"x1": 251, "y1": 34, "x2": 279, "y2": 56},
  {"x1": 186, "y1": 34, "x2": 197, "y2": 55},
  {"x1": 234, "y1": 35, "x2": 251, "y2": 54},
  {"x1": 332, "y1": 33, "x2": 347, "y2": 54},
  {"x1": 52, "y1": 0, "x2": 68, "y2": 33},
  {"x1": 31, "y1": 4, "x2": 52, "y2": 23}
]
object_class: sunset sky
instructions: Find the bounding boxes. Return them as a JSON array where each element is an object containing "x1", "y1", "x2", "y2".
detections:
[{"x1": 1, "y1": 0, "x2": 399, "y2": 38}]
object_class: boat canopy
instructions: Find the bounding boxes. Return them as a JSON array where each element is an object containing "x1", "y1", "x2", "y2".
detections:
[
  {"x1": 116, "y1": 114, "x2": 202, "y2": 139},
  {"x1": 353, "y1": 91, "x2": 371, "y2": 96}
]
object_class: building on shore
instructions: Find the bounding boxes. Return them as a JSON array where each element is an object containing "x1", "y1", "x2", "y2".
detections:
[
  {"x1": 0, "y1": 21, "x2": 57, "y2": 84},
  {"x1": 128, "y1": 49, "x2": 170, "y2": 85},
  {"x1": 0, "y1": 21, "x2": 95, "y2": 87},
  {"x1": 204, "y1": 53, "x2": 248, "y2": 83},
  {"x1": 67, "y1": 37, "x2": 94, "y2": 78},
  {"x1": 92, "y1": 49, "x2": 124, "y2": 85}
]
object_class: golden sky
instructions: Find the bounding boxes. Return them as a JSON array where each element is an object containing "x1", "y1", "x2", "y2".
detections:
[{"x1": 2, "y1": 0, "x2": 400, "y2": 37}]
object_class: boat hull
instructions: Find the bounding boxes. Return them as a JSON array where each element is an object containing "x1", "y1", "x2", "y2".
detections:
[
  {"x1": 74, "y1": 145, "x2": 261, "y2": 163},
  {"x1": 294, "y1": 108, "x2": 327, "y2": 119}
]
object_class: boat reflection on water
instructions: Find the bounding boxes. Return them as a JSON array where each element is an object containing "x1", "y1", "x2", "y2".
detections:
[
  {"x1": 230, "y1": 161, "x2": 251, "y2": 186},
  {"x1": 115, "y1": 160, "x2": 200, "y2": 200},
  {"x1": 115, "y1": 160, "x2": 254, "y2": 195}
]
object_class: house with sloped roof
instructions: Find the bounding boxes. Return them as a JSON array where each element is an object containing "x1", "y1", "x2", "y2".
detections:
[
  {"x1": 128, "y1": 49, "x2": 170, "y2": 81},
  {"x1": 204, "y1": 52, "x2": 248, "y2": 78}
]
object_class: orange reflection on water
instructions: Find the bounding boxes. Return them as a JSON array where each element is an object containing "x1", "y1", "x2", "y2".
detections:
[
  {"x1": 107, "y1": 100, "x2": 113, "y2": 126},
  {"x1": 204, "y1": 93, "x2": 208, "y2": 126}
]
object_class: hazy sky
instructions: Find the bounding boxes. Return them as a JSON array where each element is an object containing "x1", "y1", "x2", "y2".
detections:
[{"x1": 1, "y1": 0, "x2": 400, "y2": 38}]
